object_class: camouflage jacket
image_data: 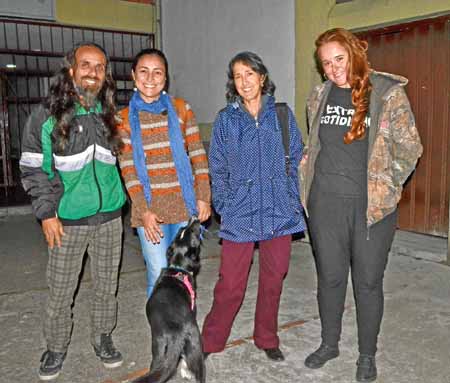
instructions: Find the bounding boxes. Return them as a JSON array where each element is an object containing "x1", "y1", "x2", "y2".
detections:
[{"x1": 300, "y1": 71, "x2": 423, "y2": 227}]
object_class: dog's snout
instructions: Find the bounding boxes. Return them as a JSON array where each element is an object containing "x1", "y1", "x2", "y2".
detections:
[{"x1": 188, "y1": 215, "x2": 200, "y2": 227}]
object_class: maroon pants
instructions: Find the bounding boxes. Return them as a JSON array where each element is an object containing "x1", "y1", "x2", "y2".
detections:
[{"x1": 202, "y1": 235, "x2": 292, "y2": 352}]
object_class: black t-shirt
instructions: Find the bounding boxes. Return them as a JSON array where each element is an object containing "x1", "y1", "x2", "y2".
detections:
[{"x1": 313, "y1": 84, "x2": 369, "y2": 197}]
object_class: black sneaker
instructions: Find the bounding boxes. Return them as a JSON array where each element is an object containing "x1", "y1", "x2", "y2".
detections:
[
  {"x1": 93, "y1": 333, "x2": 123, "y2": 368},
  {"x1": 38, "y1": 350, "x2": 66, "y2": 381},
  {"x1": 304, "y1": 343, "x2": 339, "y2": 369},
  {"x1": 356, "y1": 354, "x2": 377, "y2": 382}
]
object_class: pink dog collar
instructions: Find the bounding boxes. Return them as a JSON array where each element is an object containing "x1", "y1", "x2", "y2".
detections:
[{"x1": 171, "y1": 272, "x2": 196, "y2": 311}]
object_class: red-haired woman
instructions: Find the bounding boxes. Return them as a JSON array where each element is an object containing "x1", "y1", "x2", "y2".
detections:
[{"x1": 300, "y1": 28, "x2": 422, "y2": 382}]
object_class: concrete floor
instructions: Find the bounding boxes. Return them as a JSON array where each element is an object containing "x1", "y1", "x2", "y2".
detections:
[{"x1": 0, "y1": 213, "x2": 449, "y2": 383}]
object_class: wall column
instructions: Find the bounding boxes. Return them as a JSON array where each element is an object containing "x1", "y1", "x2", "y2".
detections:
[{"x1": 295, "y1": 0, "x2": 334, "y2": 137}]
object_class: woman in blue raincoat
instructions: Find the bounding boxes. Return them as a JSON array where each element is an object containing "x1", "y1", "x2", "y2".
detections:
[{"x1": 202, "y1": 51, "x2": 306, "y2": 362}]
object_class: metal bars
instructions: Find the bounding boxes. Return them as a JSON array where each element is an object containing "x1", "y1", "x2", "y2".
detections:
[{"x1": 0, "y1": 17, "x2": 154, "y2": 205}]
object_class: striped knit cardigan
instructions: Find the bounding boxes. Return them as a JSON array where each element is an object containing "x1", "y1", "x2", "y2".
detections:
[{"x1": 118, "y1": 98, "x2": 211, "y2": 227}]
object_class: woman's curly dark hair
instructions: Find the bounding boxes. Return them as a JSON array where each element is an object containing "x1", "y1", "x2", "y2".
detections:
[
  {"x1": 225, "y1": 51, "x2": 276, "y2": 103},
  {"x1": 46, "y1": 42, "x2": 122, "y2": 155},
  {"x1": 315, "y1": 28, "x2": 372, "y2": 144}
]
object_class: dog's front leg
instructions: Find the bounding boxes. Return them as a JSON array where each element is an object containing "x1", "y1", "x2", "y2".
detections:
[{"x1": 179, "y1": 355, "x2": 194, "y2": 380}]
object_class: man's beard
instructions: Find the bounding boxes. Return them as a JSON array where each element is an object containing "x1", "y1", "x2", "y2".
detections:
[{"x1": 74, "y1": 80, "x2": 102, "y2": 108}]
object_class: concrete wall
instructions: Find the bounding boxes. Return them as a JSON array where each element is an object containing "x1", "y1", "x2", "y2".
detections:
[
  {"x1": 161, "y1": 0, "x2": 296, "y2": 130},
  {"x1": 0, "y1": 0, "x2": 55, "y2": 20},
  {"x1": 295, "y1": 0, "x2": 450, "y2": 136},
  {"x1": 56, "y1": 0, "x2": 155, "y2": 33},
  {"x1": 295, "y1": 0, "x2": 335, "y2": 136}
]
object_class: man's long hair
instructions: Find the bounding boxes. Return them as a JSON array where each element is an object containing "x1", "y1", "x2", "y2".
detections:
[
  {"x1": 315, "y1": 28, "x2": 372, "y2": 144},
  {"x1": 46, "y1": 42, "x2": 122, "y2": 154}
]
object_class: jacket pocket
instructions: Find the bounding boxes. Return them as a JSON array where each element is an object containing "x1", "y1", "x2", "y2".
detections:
[
  {"x1": 57, "y1": 166, "x2": 100, "y2": 219},
  {"x1": 270, "y1": 177, "x2": 301, "y2": 232},
  {"x1": 221, "y1": 181, "x2": 255, "y2": 233},
  {"x1": 367, "y1": 177, "x2": 400, "y2": 225},
  {"x1": 95, "y1": 161, "x2": 126, "y2": 212}
]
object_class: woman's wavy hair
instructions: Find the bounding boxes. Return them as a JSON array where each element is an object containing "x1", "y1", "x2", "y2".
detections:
[
  {"x1": 46, "y1": 42, "x2": 122, "y2": 154},
  {"x1": 315, "y1": 28, "x2": 372, "y2": 144},
  {"x1": 225, "y1": 51, "x2": 276, "y2": 103},
  {"x1": 131, "y1": 48, "x2": 170, "y2": 92}
]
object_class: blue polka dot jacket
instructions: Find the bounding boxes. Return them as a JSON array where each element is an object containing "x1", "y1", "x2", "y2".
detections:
[{"x1": 209, "y1": 95, "x2": 306, "y2": 242}]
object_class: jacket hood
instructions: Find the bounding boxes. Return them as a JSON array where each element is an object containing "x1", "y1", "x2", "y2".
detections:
[
  {"x1": 369, "y1": 70, "x2": 408, "y2": 100},
  {"x1": 227, "y1": 94, "x2": 275, "y2": 120},
  {"x1": 370, "y1": 70, "x2": 408, "y2": 86}
]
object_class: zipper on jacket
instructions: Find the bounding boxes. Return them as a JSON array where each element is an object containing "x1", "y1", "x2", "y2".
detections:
[
  {"x1": 256, "y1": 117, "x2": 264, "y2": 235},
  {"x1": 91, "y1": 114, "x2": 103, "y2": 214},
  {"x1": 247, "y1": 179, "x2": 254, "y2": 231},
  {"x1": 270, "y1": 177, "x2": 275, "y2": 234},
  {"x1": 92, "y1": 143, "x2": 103, "y2": 214}
]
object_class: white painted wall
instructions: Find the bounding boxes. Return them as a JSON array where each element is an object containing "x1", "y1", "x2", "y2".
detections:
[{"x1": 161, "y1": 0, "x2": 295, "y2": 124}]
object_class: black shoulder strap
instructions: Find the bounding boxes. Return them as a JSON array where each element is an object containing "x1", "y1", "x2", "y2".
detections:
[{"x1": 275, "y1": 102, "x2": 290, "y2": 175}]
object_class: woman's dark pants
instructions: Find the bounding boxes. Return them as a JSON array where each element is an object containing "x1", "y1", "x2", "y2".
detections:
[{"x1": 307, "y1": 192, "x2": 397, "y2": 356}]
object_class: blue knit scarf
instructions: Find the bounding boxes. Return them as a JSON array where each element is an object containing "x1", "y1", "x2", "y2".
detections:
[{"x1": 128, "y1": 90, "x2": 198, "y2": 216}]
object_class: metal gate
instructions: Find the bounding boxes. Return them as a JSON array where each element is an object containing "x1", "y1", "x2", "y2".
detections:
[
  {"x1": 0, "y1": 17, "x2": 154, "y2": 206},
  {"x1": 357, "y1": 15, "x2": 450, "y2": 237}
]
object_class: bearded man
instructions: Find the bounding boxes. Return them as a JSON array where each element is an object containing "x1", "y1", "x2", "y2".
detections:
[{"x1": 20, "y1": 43, "x2": 126, "y2": 381}]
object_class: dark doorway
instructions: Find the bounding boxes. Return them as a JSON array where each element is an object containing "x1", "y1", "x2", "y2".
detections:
[
  {"x1": 0, "y1": 18, "x2": 154, "y2": 207},
  {"x1": 357, "y1": 15, "x2": 450, "y2": 237}
]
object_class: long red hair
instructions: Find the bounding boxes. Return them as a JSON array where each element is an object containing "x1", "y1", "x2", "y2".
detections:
[{"x1": 315, "y1": 28, "x2": 372, "y2": 144}]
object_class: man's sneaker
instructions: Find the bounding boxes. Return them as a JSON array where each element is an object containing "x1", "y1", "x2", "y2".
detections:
[
  {"x1": 93, "y1": 333, "x2": 123, "y2": 368},
  {"x1": 304, "y1": 343, "x2": 339, "y2": 369},
  {"x1": 38, "y1": 350, "x2": 66, "y2": 381},
  {"x1": 356, "y1": 354, "x2": 377, "y2": 382}
]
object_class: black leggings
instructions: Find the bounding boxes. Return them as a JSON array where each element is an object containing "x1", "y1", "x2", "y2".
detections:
[{"x1": 307, "y1": 191, "x2": 397, "y2": 355}]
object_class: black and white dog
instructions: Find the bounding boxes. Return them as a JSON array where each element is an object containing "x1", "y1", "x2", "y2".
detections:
[{"x1": 134, "y1": 217, "x2": 205, "y2": 383}]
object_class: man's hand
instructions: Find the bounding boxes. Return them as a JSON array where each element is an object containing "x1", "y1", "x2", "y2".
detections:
[
  {"x1": 42, "y1": 217, "x2": 65, "y2": 249},
  {"x1": 142, "y1": 210, "x2": 164, "y2": 244},
  {"x1": 197, "y1": 200, "x2": 211, "y2": 223}
]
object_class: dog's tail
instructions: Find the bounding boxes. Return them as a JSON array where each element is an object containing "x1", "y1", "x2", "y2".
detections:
[
  {"x1": 132, "y1": 361, "x2": 177, "y2": 383},
  {"x1": 132, "y1": 370, "x2": 165, "y2": 383},
  {"x1": 133, "y1": 334, "x2": 184, "y2": 383}
]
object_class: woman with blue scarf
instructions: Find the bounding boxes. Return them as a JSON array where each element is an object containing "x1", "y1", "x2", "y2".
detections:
[{"x1": 118, "y1": 48, "x2": 211, "y2": 297}]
